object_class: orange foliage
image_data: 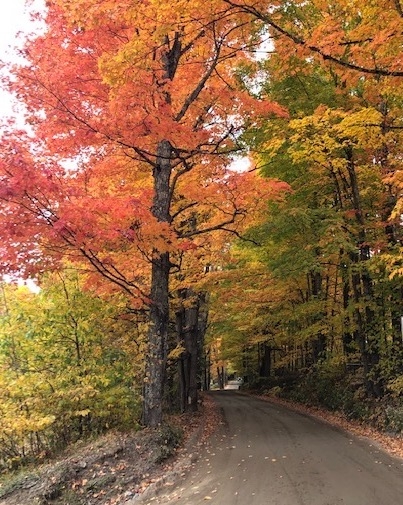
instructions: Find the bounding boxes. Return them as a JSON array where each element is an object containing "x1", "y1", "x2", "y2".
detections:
[
  {"x1": 227, "y1": 0, "x2": 403, "y2": 92},
  {"x1": 0, "y1": 0, "x2": 288, "y2": 302}
]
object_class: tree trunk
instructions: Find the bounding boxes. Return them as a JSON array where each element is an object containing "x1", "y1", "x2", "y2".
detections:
[
  {"x1": 142, "y1": 34, "x2": 183, "y2": 427},
  {"x1": 176, "y1": 289, "x2": 208, "y2": 412},
  {"x1": 345, "y1": 147, "x2": 382, "y2": 397},
  {"x1": 341, "y1": 256, "x2": 355, "y2": 357},
  {"x1": 197, "y1": 292, "x2": 209, "y2": 390},
  {"x1": 217, "y1": 366, "x2": 225, "y2": 390},
  {"x1": 309, "y1": 268, "x2": 326, "y2": 363},
  {"x1": 202, "y1": 349, "x2": 211, "y2": 391},
  {"x1": 142, "y1": 139, "x2": 172, "y2": 427},
  {"x1": 259, "y1": 343, "x2": 272, "y2": 377}
]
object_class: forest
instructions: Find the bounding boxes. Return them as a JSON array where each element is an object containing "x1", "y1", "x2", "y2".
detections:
[{"x1": 0, "y1": 0, "x2": 403, "y2": 470}]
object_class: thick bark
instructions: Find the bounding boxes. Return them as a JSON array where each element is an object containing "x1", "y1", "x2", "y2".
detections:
[
  {"x1": 143, "y1": 252, "x2": 170, "y2": 426},
  {"x1": 142, "y1": 140, "x2": 172, "y2": 427},
  {"x1": 142, "y1": 34, "x2": 182, "y2": 426}
]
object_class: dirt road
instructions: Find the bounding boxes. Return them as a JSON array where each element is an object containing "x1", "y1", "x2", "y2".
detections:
[{"x1": 140, "y1": 391, "x2": 403, "y2": 504}]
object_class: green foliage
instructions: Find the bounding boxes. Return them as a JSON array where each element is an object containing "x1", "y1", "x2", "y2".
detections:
[
  {"x1": 0, "y1": 272, "x2": 144, "y2": 469},
  {"x1": 291, "y1": 360, "x2": 352, "y2": 410},
  {"x1": 205, "y1": 21, "x2": 403, "y2": 434},
  {"x1": 263, "y1": 67, "x2": 342, "y2": 117}
]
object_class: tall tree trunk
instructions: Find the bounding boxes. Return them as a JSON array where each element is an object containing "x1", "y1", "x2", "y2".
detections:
[
  {"x1": 340, "y1": 254, "x2": 355, "y2": 357},
  {"x1": 345, "y1": 147, "x2": 381, "y2": 397},
  {"x1": 309, "y1": 268, "x2": 326, "y2": 363},
  {"x1": 197, "y1": 291, "x2": 209, "y2": 390},
  {"x1": 142, "y1": 33, "x2": 182, "y2": 427},
  {"x1": 143, "y1": 139, "x2": 172, "y2": 427},
  {"x1": 176, "y1": 288, "x2": 198, "y2": 412},
  {"x1": 217, "y1": 366, "x2": 225, "y2": 390}
]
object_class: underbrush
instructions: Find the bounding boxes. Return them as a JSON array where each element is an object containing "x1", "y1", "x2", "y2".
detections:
[
  {"x1": 0, "y1": 422, "x2": 184, "y2": 505},
  {"x1": 0, "y1": 394, "x2": 141, "y2": 473},
  {"x1": 249, "y1": 364, "x2": 403, "y2": 436}
]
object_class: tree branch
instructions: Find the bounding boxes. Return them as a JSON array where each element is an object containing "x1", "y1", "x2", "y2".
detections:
[
  {"x1": 394, "y1": 0, "x2": 403, "y2": 17},
  {"x1": 224, "y1": 0, "x2": 403, "y2": 77}
]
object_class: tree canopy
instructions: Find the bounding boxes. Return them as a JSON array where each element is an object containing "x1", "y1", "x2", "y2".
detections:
[{"x1": 0, "y1": 0, "x2": 403, "y2": 450}]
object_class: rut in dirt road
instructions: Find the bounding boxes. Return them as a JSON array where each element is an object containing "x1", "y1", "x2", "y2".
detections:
[{"x1": 135, "y1": 391, "x2": 403, "y2": 505}]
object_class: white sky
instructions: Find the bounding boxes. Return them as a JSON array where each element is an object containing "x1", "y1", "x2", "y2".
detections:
[
  {"x1": 0, "y1": 0, "x2": 45, "y2": 119},
  {"x1": 0, "y1": 1, "x2": 44, "y2": 291}
]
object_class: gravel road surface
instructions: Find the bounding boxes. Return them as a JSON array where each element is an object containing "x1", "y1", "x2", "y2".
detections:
[{"x1": 141, "y1": 391, "x2": 403, "y2": 504}]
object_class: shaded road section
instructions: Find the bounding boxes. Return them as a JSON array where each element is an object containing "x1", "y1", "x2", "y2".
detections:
[{"x1": 140, "y1": 391, "x2": 403, "y2": 504}]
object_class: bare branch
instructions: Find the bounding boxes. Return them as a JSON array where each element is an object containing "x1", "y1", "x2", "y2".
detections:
[{"x1": 174, "y1": 47, "x2": 222, "y2": 122}]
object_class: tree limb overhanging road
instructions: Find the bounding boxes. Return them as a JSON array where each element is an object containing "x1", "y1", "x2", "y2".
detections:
[{"x1": 140, "y1": 391, "x2": 403, "y2": 505}]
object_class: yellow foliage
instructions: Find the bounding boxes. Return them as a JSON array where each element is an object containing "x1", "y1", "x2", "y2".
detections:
[
  {"x1": 168, "y1": 344, "x2": 186, "y2": 360},
  {"x1": 0, "y1": 273, "x2": 143, "y2": 469},
  {"x1": 289, "y1": 106, "x2": 384, "y2": 169},
  {"x1": 335, "y1": 108, "x2": 383, "y2": 149}
]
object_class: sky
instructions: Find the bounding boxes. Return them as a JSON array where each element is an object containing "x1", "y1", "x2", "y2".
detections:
[
  {"x1": 0, "y1": 0, "x2": 45, "y2": 119},
  {"x1": 0, "y1": 1, "x2": 31, "y2": 49},
  {"x1": 0, "y1": 0, "x2": 44, "y2": 291}
]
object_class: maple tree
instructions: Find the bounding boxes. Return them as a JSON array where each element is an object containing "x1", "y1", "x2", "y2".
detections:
[
  {"x1": 222, "y1": 0, "x2": 403, "y2": 242},
  {"x1": 171, "y1": 288, "x2": 209, "y2": 411},
  {"x1": 225, "y1": 0, "x2": 403, "y2": 78},
  {"x1": 3, "y1": 0, "x2": 403, "y2": 436},
  {"x1": 0, "y1": 0, "x2": 288, "y2": 426},
  {"x1": 204, "y1": 33, "x2": 403, "y2": 422}
]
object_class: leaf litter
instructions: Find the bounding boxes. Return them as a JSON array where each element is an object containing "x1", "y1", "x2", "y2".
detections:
[{"x1": 0, "y1": 394, "x2": 220, "y2": 505}]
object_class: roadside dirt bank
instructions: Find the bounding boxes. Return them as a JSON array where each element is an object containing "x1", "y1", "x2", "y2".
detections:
[{"x1": 0, "y1": 394, "x2": 220, "y2": 505}]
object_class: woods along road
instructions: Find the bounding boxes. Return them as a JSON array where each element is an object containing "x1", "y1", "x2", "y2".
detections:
[{"x1": 139, "y1": 391, "x2": 403, "y2": 505}]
